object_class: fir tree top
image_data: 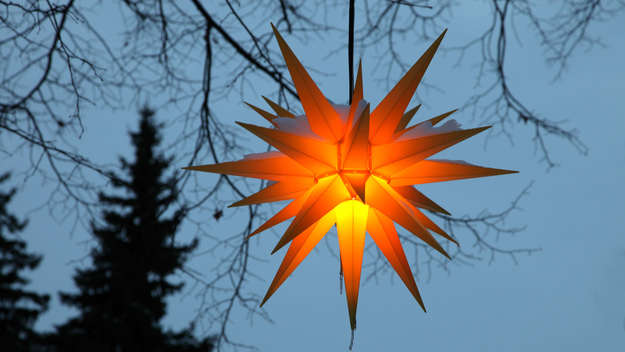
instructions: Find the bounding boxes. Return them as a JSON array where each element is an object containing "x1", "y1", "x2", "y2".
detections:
[
  {"x1": 53, "y1": 107, "x2": 210, "y2": 352},
  {"x1": 0, "y1": 173, "x2": 50, "y2": 352}
]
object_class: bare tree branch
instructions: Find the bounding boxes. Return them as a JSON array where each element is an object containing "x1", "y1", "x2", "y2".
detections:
[{"x1": 1, "y1": 0, "x2": 621, "y2": 350}]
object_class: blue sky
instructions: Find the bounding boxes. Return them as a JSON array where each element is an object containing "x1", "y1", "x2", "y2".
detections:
[{"x1": 4, "y1": 2, "x2": 625, "y2": 351}]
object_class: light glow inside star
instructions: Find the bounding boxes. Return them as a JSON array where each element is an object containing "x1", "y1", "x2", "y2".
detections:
[{"x1": 184, "y1": 24, "x2": 517, "y2": 331}]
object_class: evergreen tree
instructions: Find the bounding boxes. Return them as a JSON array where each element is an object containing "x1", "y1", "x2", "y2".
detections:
[
  {"x1": 0, "y1": 173, "x2": 50, "y2": 351},
  {"x1": 53, "y1": 107, "x2": 212, "y2": 352}
]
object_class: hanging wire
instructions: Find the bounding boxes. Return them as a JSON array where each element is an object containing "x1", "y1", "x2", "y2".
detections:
[
  {"x1": 349, "y1": 329, "x2": 355, "y2": 350},
  {"x1": 348, "y1": 0, "x2": 355, "y2": 103}
]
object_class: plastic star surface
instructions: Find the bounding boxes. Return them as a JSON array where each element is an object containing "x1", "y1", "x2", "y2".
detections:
[{"x1": 184, "y1": 25, "x2": 517, "y2": 331}]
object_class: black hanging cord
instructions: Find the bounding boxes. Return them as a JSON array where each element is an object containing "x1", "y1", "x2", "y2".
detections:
[{"x1": 348, "y1": 0, "x2": 355, "y2": 103}]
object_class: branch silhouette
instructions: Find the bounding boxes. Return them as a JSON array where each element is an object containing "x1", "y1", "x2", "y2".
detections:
[{"x1": 1, "y1": 0, "x2": 621, "y2": 349}]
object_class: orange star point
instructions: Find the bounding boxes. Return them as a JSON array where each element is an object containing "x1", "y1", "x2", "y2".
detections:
[{"x1": 186, "y1": 26, "x2": 517, "y2": 331}]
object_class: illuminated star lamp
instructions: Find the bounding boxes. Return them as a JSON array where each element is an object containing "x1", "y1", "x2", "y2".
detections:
[{"x1": 184, "y1": 25, "x2": 517, "y2": 332}]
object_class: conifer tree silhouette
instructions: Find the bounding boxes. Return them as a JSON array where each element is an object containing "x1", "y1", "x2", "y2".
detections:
[
  {"x1": 52, "y1": 107, "x2": 212, "y2": 352},
  {"x1": 0, "y1": 173, "x2": 50, "y2": 352}
]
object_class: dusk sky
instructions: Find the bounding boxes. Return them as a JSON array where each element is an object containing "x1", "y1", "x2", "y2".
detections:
[{"x1": 4, "y1": 2, "x2": 625, "y2": 351}]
